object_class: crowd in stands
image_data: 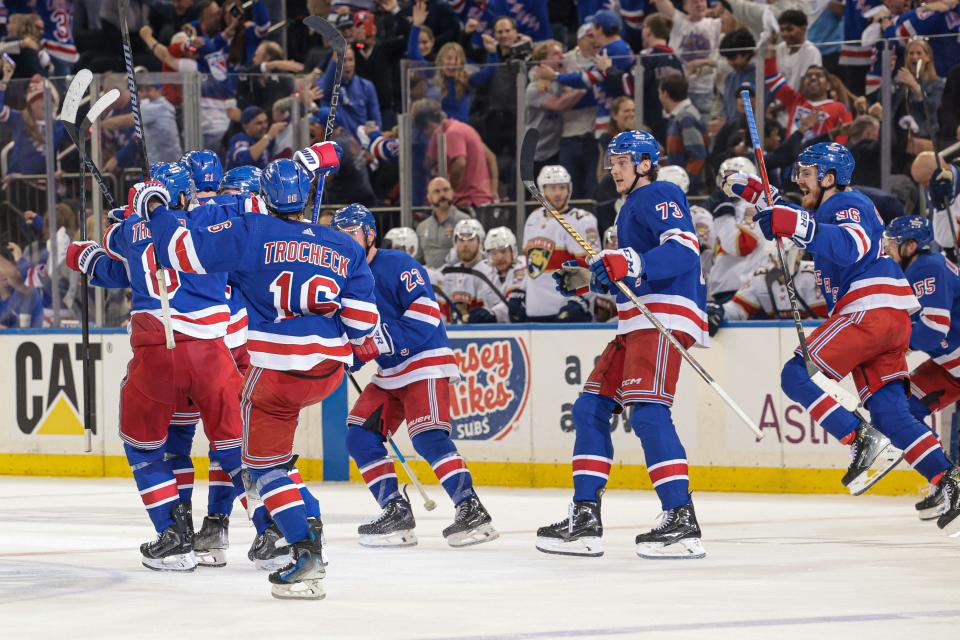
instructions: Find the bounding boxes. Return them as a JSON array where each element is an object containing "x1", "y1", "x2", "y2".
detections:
[{"x1": 4, "y1": 0, "x2": 960, "y2": 327}]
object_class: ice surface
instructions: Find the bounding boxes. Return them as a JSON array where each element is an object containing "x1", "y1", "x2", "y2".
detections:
[{"x1": 0, "y1": 477, "x2": 957, "y2": 639}]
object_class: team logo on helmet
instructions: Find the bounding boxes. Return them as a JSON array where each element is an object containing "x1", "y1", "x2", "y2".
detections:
[{"x1": 448, "y1": 337, "x2": 530, "y2": 440}]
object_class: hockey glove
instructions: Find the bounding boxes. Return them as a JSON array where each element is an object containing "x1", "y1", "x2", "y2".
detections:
[
  {"x1": 66, "y1": 241, "x2": 106, "y2": 275},
  {"x1": 129, "y1": 181, "x2": 170, "y2": 221},
  {"x1": 930, "y1": 167, "x2": 957, "y2": 211},
  {"x1": 588, "y1": 248, "x2": 642, "y2": 288},
  {"x1": 294, "y1": 141, "x2": 342, "y2": 175},
  {"x1": 507, "y1": 291, "x2": 527, "y2": 323},
  {"x1": 706, "y1": 301, "x2": 724, "y2": 337},
  {"x1": 753, "y1": 204, "x2": 816, "y2": 247},
  {"x1": 349, "y1": 335, "x2": 381, "y2": 372},
  {"x1": 553, "y1": 260, "x2": 594, "y2": 297},
  {"x1": 466, "y1": 306, "x2": 496, "y2": 324},
  {"x1": 557, "y1": 297, "x2": 591, "y2": 322},
  {"x1": 721, "y1": 172, "x2": 778, "y2": 208},
  {"x1": 107, "y1": 206, "x2": 130, "y2": 224}
]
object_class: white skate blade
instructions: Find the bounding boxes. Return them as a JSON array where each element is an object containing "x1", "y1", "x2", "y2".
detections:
[
  {"x1": 195, "y1": 548, "x2": 227, "y2": 568},
  {"x1": 446, "y1": 523, "x2": 499, "y2": 548},
  {"x1": 846, "y1": 443, "x2": 904, "y2": 496},
  {"x1": 535, "y1": 536, "x2": 604, "y2": 557},
  {"x1": 270, "y1": 578, "x2": 325, "y2": 601},
  {"x1": 918, "y1": 505, "x2": 943, "y2": 521},
  {"x1": 358, "y1": 530, "x2": 418, "y2": 548},
  {"x1": 940, "y1": 513, "x2": 960, "y2": 537},
  {"x1": 636, "y1": 537, "x2": 706, "y2": 560},
  {"x1": 254, "y1": 553, "x2": 292, "y2": 571},
  {"x1": 142, "y1": 551, "x2": 198, "y2": 572}
]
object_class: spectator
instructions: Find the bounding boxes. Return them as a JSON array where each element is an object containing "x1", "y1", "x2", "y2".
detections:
[
  {"x1": 225, "y1": 0, "x2": 272, "y2": 66},
  {"x1": 660, "y1": 75, "x2": 707, "y2": 194},
  {"x1": 399, "y1": 0, "x2": 461, "y2": 51},
  {"x1": 330, "y1": 10, "x2": 357, "y2": 45},
  {"x1": 148, "y1": 0, "x2": 201, "y2": 48},
  {"x1": 406, "y1": 0, "x2": 437, "y2": 64},
  {"x1": 653, "y1": 0, "x2": 724, "y2": 122},
  {"x1": 309, "y1": 110, "x2": 377, "y2": 207},
  {"x1": 29, "y1": 1, "x2": 77, "y2": 76},
  {"x1": 430, "y1": 43, "x2": 475, "y2": 122},
  {"x1": 709, "y1": 84, "x2": 759, "y2": 172},
  {"x1": 807, "y1": 1, "x2": 844, "y2": 76},
  {"x1": 599, "y1": 96, "x2": 636, "y2": 151},
  {"x1": 139, "y1": 25, "x2": 202, "y2": 107},
  {"x1": 139, "y1": 84, "x2": 183, "y2": 163},
  {"x1": 225, "y1": 105, "x2": 286, "y2": 169},
  {"x1": 526, "y1": 40, "x2": 586, "y2": 173},
  {"x1": 351, "y1": 9, "x2": 406, "y2": 129},
  {"x1": 235, "y1": 40, "x2": 302, "y2": 111},
  {"x1": 192, "y1": 0, "x2": 224, "y2": 38},
  {"x1": 318, "y1": 46, "x2": 381, "y2": 142},
  {"x1": 416, "y1": 176, "x2": 472, "y2": 269},
  {"x1": 375, "y1": 0, "x2": 414, "y2": 55},
  {"x1": 558, "y1": 23, "x2": 600, "y2": 200},
  {"x1": 848, "y1": 115, "x2": 882, "y2": 189},
  {"x1": 718, "y1": 28, "x2": 756, "y2": 123},
  {"x1": 413, "y1": 98, "x2": 497, "y2": 207},
  {"x1": 776, "y1": 10, "x2": 823, "y2": 91},
  {"x1": 0, "y1": 244, "x2": 41, "y2": 328},
  {"x1": 892, "y1": 38, "x2": 944, "y2": 158},
  {"x1": 764, "y1": 45, "x2": 852, "y2": 144},
  {"x1": 5, "y1": 14, "x2": 46, "y2": 83}
]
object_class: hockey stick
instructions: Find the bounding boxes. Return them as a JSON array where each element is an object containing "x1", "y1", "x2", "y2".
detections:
[
  {"x1": 304, "y1": 16, "x2": 347, "y2": 224},
  {"x1": 119, "y1": 0, "x2": 175, "y2": 350},
  {"x1": 520, "y1": 129, "x2": 762, "y2": 439},
  {"x1": 59, "y1": 70, "x2": 96, "y2": 450},
  {"x1": 441, "y1": 265, "x2": 511, "y2": 306},
  {"x1": 345, "y1": 371, "x2": 437, "y2": 511},
  {"x1": 432, "y1": 284, "x2": 465, "y2": 324},
  {"x1": 61, "y1": 82, "x2": 121, "y2": 209},
  {"x1": 740, "y1": 89, "x2": 862, "y2": 413}
]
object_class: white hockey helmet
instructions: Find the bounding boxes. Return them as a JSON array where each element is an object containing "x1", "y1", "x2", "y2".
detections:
[
  {"x1": 484, "y1": 226, "x2": 517, "y2": 254},
  {"x1": 454, "y1": 218, "x2": 486, "y2": 244},
  {"x1": 384, "y1": 226, "x2": 419, "y2": 257},
  {"x1": 603, "y1": 226, "x2": 618, "y2": 248},
  {"x1": 536, "y1": 165, "x2": 572, "y2": 193},
  {"x1": 716, "y1": 156, "x2": 758, "y2": 189},
  {"x1": 658, "y1": 165, "x2": 690, "y2": 194}
]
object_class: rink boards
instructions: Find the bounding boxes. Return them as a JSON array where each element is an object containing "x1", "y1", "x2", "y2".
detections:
[{"x1": 0, "y1": 324, "x2": 944, "y2": 495}]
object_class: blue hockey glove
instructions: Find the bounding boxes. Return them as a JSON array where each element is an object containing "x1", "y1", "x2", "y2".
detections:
[{"x1": 930, "y1": 167, "x2": 957, "y2": 211}]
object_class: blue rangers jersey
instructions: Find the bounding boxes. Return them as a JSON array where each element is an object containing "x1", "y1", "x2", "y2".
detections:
[
  {"x1": 557, "y1": 37, "x2": 633, "y2": 138},
  {"x1": 367, "y1": 249, "x2": 459, "y2": 390},
  {"x1": 101, "y1": 210, "x2": 231, "y2": 344},
  {"x1": 803, "y1": 189, "x2": 919, "y2": 316},
  {"x1": 904, "y1": 252, "x2": 960, "y2": 376},
  {"x1": 148, "y1": 209, "x2": 378, "y2": 371},
  {"x1": 615, "y1": 180, "x2": 708, "y2": 345}
]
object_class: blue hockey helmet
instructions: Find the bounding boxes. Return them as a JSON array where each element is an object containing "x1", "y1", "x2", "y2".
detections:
[
  {"x1": 152, "y1": 162, "x2": 195, "y2": 206},
  {"x1": 605, "y1": 130, "x2": 661, "y2": 168},
  {"x1": 260, "y1": 159, "x2": 313, "y2": 215},
  {"x1": 793, "y1": 142, "x2": 855, "y2": 187},
  {"x1": 884, "y1": 215, "x2": 933, "y2": 251},
  {"x1": 180, "y1": 149, "x2": 224, "y2": 191},
  {"x1": 220, "y1": 165, "x2": 262, "y2": 194},
  {"x1": 332, "y1": 203, "x2": 377, "y2": 237}
]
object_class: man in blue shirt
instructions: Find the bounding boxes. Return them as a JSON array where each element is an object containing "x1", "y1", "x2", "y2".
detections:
[{"x1": 226, "y1": 106, "x2": 287, "y2": 170}]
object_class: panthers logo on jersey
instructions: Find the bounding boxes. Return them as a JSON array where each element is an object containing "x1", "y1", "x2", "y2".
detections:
[{"x1": 524, "y1": 237, "x2": 554, "y2": 279}]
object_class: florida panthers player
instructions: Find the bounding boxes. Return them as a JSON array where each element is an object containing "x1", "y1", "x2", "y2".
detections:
[
  {"x1": 66, "y1": 162, "x2": 247, "y2": 573},
  {"x1": 484, "y1": 226, "x2": 527, "y2": 323},
  {"x1": 884, "y1": 215, "x2": 960, "y2": 527},
  {"x1": 523, "y1": 165, "x2": 600, "y2": 322},
  {"x1": 138, "y1": 153, "x2": 378, "y2": 600},
  {"x1": 439, "y1": 219, "x2": 503, "y2": 324},
  {"x1": 726, "y1": 143, "x2": 959, "y2": 533},
  {"x1": 537, "y1": 130, "x2": 709, "y2": 559},
  {"x1": 333, "y1": 204, "x2": 498, "y2": 548}
]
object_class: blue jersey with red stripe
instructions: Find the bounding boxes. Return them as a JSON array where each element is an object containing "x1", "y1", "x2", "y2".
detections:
[
  {"x1": 557, "y1": 38, "x2": 632, "y2": 138},
  {"x1": 803, "y1": 189, "x2": 919, "y2": 317},
  {"x1": 6, "y1": 0, "x2": 77, "y2": 63},
  {"x1": 903, "y1": 252, "x2": 960, "y2": 373},
  {"x1": 366, "y1": 248, "x2": 458, "y2": 389},
  {"x1": 615, "y1": 180, "x2": 708, "y2": 345},
  {"x1": 148, "y1": 208, "x2": 378, "y2": 371}
]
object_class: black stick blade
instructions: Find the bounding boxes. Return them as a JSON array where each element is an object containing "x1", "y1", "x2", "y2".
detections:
[
  {"x1": 304, "y1": 16, "x2": 347, "y2": 51},
  {"x1": 520, "y1": 128, "x2": 539, "y2": 184}
]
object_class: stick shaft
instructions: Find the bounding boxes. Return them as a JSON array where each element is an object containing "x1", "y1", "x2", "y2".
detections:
[
  {"x1": 311, "y1": 41, "x2": 346, "y2": 224},
  {"x1": 78, "y1": 128, "x2": 94, "y2": 452}
]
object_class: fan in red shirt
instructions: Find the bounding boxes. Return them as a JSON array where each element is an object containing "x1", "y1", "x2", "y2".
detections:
[{"x1": 765, "y1": 49, "x2": 852, "y2": 145}]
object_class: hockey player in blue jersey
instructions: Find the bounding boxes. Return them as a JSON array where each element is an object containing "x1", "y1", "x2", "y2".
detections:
[
  {"x1": 883, "y1": 215, "x2": 960, "y2": 525},
  {"x1": 180, "y1": 149, "x2": 224, "y2": 200},
  {"x1": 536, "y1": 130, "x2": 709, "y2": 559},
  {"x1": 134, "y1": 153, "x2": 378, "y2": 600},
  {"x1": 727, "y1": 143, "x2": 960, "y2": 536},
  {"x1": 65, "y1": 162, "x2": 248, "y2": 572},
  {"x1": 332, "y1": 204, "x2": 499, "y2": 549}
]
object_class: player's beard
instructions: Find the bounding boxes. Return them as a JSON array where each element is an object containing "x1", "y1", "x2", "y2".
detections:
[{"x1": 800, "y1": 183, "x2": 821, "y2": 210}]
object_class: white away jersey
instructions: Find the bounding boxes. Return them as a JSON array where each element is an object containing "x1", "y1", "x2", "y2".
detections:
[{"x1": 522, "y1": 207, "x2": 599, "y2": 317}]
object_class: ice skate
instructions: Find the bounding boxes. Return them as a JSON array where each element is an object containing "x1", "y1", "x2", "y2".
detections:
[
  {"x1": 307, "y1": 517, "x2": 329, "y2": 566},
  {"x1": 193, "y1": 514, "x2": 229, "y2": 567},
  {"x1": 248, "y1": 523, "x2": 292, "y2": 571},
  {"x1": 535, "y1": 501, "x2": 604, "y2": 557},
  {"x1": 915, "y1": 483, "x2": 945, "y2": 521},
  {"x1": 358, "y1": 496, "x2": 418, "y2": 548},
  {"x1": 936, "y1": 467, "x2": 960, "y2": 536},
  {"x1": 268, "y1": 532, "x2": 325, "y2": 600},
  {"x1": 635, "y1": 501, "x2": 706, "y2": 560},
  {"x1": 842, "y1": 423, "x2": 903, "y2": 495},
  {"x1": 443, "y1": 495, "x2": 498, "y2": 547},
  {"x1": 140, "y1": 503, "x2": 197, "y2": 571}
]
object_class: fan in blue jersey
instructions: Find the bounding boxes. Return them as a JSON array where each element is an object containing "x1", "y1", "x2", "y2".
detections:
[
  {"x1": 884, "y1": 215, "x2": 960, "y2": 525},
  {"x1": 132, "y1": 153, "x2": 377, "y2": 600},
  {"x1": 726, "y1": 143, "x2": 960, "y2": 536},
  {"x1": 537, "y1": 130, "x2": 709, "y2": 560},
  {"x1": 332, "y1": 204, "x2": 499, "y2": 549},
  {"x1": 65, "y1": 162, "x2": 248, "y2": 573}
]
